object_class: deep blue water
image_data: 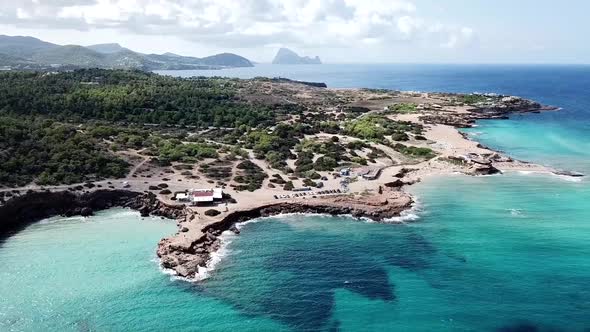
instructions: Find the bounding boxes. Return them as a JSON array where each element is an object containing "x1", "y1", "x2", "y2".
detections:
[{"x1": 1, "y1": 64, "x2": 589, "y2": 331}]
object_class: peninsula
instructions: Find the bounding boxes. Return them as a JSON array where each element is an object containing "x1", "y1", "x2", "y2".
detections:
[{"x1": 0, "y1": 69, "x2": 570, "y2": 280}]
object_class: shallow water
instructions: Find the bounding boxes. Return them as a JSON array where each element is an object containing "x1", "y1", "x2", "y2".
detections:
[{"x1": 2, "y1": 64, "x2": 590, "y2": 331}]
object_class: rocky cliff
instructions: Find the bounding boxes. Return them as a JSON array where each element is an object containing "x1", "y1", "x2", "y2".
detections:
[
  {"x1": 272, "y1": 48, "x2": 322, "y2": 65},
  {"x1": 0, "y1": 190, "x2": 184, "y2": 240}
]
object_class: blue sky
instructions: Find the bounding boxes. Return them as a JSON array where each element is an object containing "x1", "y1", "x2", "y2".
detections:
[{"x1": 0, "y1": 0, "x2": 587, "y2": 64}]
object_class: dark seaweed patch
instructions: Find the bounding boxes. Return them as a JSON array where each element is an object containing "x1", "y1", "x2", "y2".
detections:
[{"x1": 496, "y1": 321, "x2": 565, "y2": 332}]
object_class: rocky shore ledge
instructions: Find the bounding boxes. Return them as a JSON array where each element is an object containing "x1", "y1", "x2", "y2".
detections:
[
  {"x1": 0, "y1": 190, "x2": 183, "y2": 240},
  {"x1": 157, "y1": 190, "x2": 413, "y2": 280},
  {"x1": 0, "y1": 187, "x2": 413, "y2": 281}
]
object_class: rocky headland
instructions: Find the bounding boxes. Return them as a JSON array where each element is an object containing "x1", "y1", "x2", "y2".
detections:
[{"x1": 156, "y1": 189, "x2": 412, "y2": 280}]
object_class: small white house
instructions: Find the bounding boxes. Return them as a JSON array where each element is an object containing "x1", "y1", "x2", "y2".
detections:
[
  {"x1": 187, "y1": 188, "x2": 224, "y2": 205},
  {"x1": 175, "y1": 193, "x2": 189, "y2": 202}
]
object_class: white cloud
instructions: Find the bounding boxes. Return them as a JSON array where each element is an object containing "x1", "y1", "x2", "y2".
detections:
[{"x1": 0, "y1": 0, "x2": 476, "y2": 54}]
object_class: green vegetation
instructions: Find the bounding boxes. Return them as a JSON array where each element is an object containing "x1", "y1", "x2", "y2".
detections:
[
  {"x1": 204, "y1": 209, "x2": 221, "y2": 217},
  {"x1": 351, "y1": 156, "x2": 368, "y2": 165},
  {"x1": 390, "y1": 103, "x2": 417, "y2": 113},
  {"x1": 0, "y1": 69, "x2": 443, "y2": 189},
  {"x1": 199, "y1": 160, "x2": 233, "y2": 181},
  {"x1": 294, "y1": 139, "x2": 351, "y2": 173},
  {"x1": 344, "y1": 115, "x2": 423, "y2": 141},
  {"x1": 295, "y1": 150, "x2": 315, "y2": 173},
  {"x1": 243, "y1": 123, "x2": 309, "y2": 169},
  {"x1": 283, "y1": 181, "x2": 294, "y2": 191},
  {"x1": 233, "y1": 160, "x2": 268, "y2": 192},
  {"x1": 0, "y1": 69, "x2": 274, "y2": 128},
  {"x1": 392, "y1": 143, "x2": 436, "y2": 159},
  {"x1": 302, "y1": 178, "x2": 317, "y2": 187},
  {"x1": 460, "y1": 94, "x2": 488, "y2": 105},
  {"x1": 150, "y1": 140, "x2": 218, "y2": 166},
  {"x1": 269, "y1": 174, "x2": 287, "y2": 185},
  {"x1": 347, "y1": 140, "x2": 369, "y2": 150},
  {"x1": 0, "y1": 116, "x2": 128, "y2": 186},
  {"x1": 313, "y1": 156, "x2": 339, "y2": 171}
]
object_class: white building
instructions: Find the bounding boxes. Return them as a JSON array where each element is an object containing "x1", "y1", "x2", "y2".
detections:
[{"x1": 187, "y1": 188, "x2": 223, "y2": 205}]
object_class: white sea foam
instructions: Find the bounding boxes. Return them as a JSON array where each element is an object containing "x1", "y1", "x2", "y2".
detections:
[
  {"x1": 158, "y1": 199, "x2": 426, "y2": 282},
  {"x1": 551, "y1": 173, "x2": 584, "y2": 183},
  {"x1": 508, "y1": 208, "x2": 524, "y2": 217},
  {"x1": 38, "y1": 215, "x2": 85, "y2": 224},
  {"x1": 155, "y1": 258, "x2": 197, "y2": 283},
  {"x1": 154, "y1": 229, "x2": 238, "y2": 283},
  {"x1": 514, "y1": 170, "x2": 584, "y2": 183},
  {"x1": 383, "y1": 196, "x2": 424, "y2": 223}
]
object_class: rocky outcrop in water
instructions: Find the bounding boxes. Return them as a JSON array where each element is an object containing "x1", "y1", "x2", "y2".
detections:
[
  {"x1": 421, "y1": 96, "x2": 557, "y2": 128},
  {"x1": 272, "y1": 48, "x2": 322, "y2": 65}
]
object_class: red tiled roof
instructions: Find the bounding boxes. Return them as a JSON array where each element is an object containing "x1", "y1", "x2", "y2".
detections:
[{"x1": 192, "y1": 191, "x2": 213, "y2": 197}]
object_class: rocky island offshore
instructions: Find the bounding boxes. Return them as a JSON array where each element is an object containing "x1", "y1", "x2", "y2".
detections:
[{"x1": 0, "y1": 69, "x2": 572, "y2": 280}]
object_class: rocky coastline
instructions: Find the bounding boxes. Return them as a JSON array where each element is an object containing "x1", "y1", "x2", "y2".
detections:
[
  {"x1": 421, "y1": 98, "x2": 558, "y2": 128},
  {"x1": 0, "y1": 185, "x2": 413, "y2": 281},
  {"x1": 0, "y1": 190, "x2": 184, "y2": 240},
  {"x1": 157, "y1": 190, "x2": 413, "y2": 280}
]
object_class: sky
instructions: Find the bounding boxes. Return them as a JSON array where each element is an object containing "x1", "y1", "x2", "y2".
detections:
[{"x1": 0, "y1": 0, "x2": 588, "y2": 64}]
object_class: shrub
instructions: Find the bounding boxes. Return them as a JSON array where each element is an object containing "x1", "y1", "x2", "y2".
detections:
[
  {"x1": 204, "y1": 209, "x2": 221, "y2": 217},
  {"x1": 313, "y1": 156, "x2": 338, "y2": 171},
  {"x1": 390, "y1": 103, "x2": 417, "y2": 113},
  {"x1": 393, "y1": 143, "x2": 436, "y2": 159},
  {"x1": 283, "y1": 181, "x2": 294, "y2": 191},
  {"x1": 391, "y1": 132, "x2": 409, "y2": 141},
  {"x1": 303, "y1": 178, "x2": 316, "y2": 187},
  {"x1": 351, "y1": 157, "x2": 368, "y2": 165}
]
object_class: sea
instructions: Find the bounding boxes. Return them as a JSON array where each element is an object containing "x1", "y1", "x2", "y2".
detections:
[{"x1": 1, "y1": 64, "x2": 589, "y2": 331}]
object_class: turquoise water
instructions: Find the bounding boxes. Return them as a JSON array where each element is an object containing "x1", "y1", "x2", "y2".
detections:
[
  {"x1": 2, "y1": 65, "x2": 590, "y2": 331},
  {"x1": 463, "y1": 114, "x2": 590, "y2": 174},
  {"x1": 0, "y1": 209, "x2": 290, "y2": 331},
  {"x1": 206, "y1": 173, "x2": 590, "y2": 331}
]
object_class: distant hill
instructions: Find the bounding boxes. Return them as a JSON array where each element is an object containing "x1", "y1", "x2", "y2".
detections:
[
  {"x1": 0, "y1": 53, "x2": 34, "y2": 67},
  {"x1": 200, "y1": 53, "x2": 253, "y2": 67},
  {"x1": 272, "y1": 48, "x2": 321, "y2": 65},
  {"x1": 31, "y1": 45, "x2": 105, "y2": 67},
  {"x1": 0, "y1": 35, "x2": 58, "y2": 58},
  {"x1": 0, "y1": 35, "x2": 254, "y2": 71},
  {"x1": 87, "y1": 43, "x2": 129, "y2": 54}
]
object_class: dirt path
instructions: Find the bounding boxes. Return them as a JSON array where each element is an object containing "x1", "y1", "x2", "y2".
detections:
[{"x1": 126, "y1": 156, "x2": 150, "y2": 179}]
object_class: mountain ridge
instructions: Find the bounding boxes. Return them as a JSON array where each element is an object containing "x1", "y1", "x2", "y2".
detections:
[
  {"x1": 0, "y1": 35, "x2": 254, "y2": 71},
  {"x1": 87, "y1": 43, "x2": 129, "y2": 54}
]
